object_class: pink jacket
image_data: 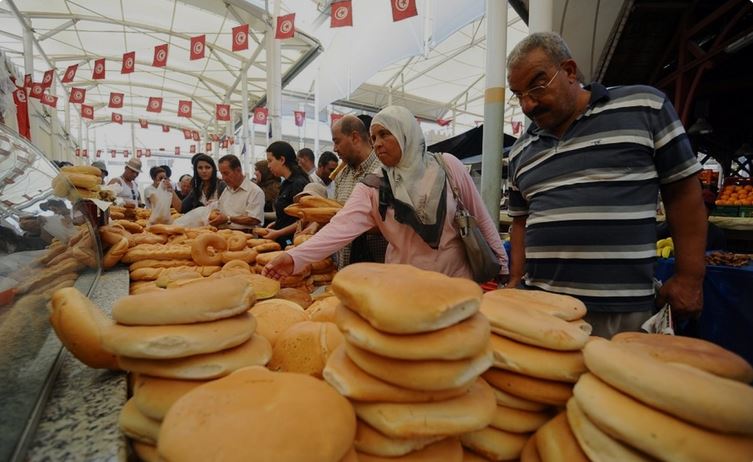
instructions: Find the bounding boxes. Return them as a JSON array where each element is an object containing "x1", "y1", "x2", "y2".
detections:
[{"x1": 288, "y1": 153, "x2": 508, "y2": 279}]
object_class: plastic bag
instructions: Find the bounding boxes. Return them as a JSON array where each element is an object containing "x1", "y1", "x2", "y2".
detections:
[
  {"x1": 148, "y1": 181, "x2": 173, "y2": 225},
  {"x1": 174, "y1": 204, "x2": 215, "y2": 228}
]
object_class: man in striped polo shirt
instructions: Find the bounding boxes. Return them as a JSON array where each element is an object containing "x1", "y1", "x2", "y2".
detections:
[{"x1": 506, "y1": 32, "x2": 706, "y2": 338}]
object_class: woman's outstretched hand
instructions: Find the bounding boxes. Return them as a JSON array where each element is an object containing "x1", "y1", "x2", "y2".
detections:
[{"x1": 262, "y1": 252, "x2": 294, "y2": 280}]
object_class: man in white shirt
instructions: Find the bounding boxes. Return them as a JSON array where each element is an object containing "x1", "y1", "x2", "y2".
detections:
[
  {"x1": 309, "y1": 151, "x2": 338, "y2": 199},
  {"x1": 212, "y1": 154, "x2": 265, "y2": 231},
  {"x1": 296, "y1": 148, "x2": 316, "y2": 176}
]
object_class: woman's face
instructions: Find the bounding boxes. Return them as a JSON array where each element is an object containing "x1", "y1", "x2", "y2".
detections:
[
  {"x1": 254, "y1": 169, "x2": 262, "y2": 183},
  {"x1": 371, "y1": 124, "x2": 402, "y2": 167},
  {"x1": 197, "y1": 160, "x2": 213, "y2": 181},
  {"x1": 153, "y1": 171, "x2": 166, "y2": 186},
  {"x1": 266, "y1": 153, "x2": 285, "y2": 177}
]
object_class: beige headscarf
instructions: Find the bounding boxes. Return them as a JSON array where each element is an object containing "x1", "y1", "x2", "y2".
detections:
[{"x1": 372, "y1": 105, "x2": 446, "y2": 225}]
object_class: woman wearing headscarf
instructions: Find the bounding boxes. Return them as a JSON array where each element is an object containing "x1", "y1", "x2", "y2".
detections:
[
  {"x1": 180, "y1": 153, "x2": 226, "y2": 213},
  {"x1": 254, "y1": 159, "x2": 281, "y2": 212},
  {"x1": 263, "y1": 105, "x2": 507, "y2": 280}
]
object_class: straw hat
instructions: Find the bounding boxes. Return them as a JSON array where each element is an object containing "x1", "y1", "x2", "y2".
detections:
[
  {"x1": 294, "y1": 182, "x2": 328, "y2": 201},
  {"x1": 125, "y1": 158, "x2": 142, "y2": 173}
]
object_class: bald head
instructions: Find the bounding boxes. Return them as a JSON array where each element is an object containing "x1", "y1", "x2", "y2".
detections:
[{"x1": 332, "y1": 115, "x2": 372, "y2": 167}]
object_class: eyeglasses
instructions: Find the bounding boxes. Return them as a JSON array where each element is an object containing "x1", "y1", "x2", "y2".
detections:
[{"x1": 510, "y1": 69, "x2": 560, "y2": 105}]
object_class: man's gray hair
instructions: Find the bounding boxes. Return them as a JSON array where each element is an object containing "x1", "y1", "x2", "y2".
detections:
[{"x1": 507, "y1": 32, "x2": 574, "y2": 69}]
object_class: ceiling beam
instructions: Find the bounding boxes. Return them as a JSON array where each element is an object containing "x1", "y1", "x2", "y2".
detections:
[{"x1": 37, "y1": 18, "x2": 78, "y2": 41}]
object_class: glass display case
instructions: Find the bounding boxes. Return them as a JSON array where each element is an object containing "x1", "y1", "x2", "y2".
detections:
[{"x1": 0, "y1": 124, "x2": 102, "y2": 461}]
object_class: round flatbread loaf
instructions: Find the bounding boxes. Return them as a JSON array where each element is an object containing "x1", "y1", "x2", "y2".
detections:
[
  {"x1": 612, "y1": 332, "x2": 753, "y2": 383},
  {"x1": 133, "y1": 375, "x2": 208, "y2": 421},
  {"x1": 275, "y1": 287, "x2": 312, "y2": 308},
  {"x1": 482, "y1": 369, "x2": 573, "y2": 406},
  {"x1": 491, "y1": 386, "x2": 548, "y2": 412},
  {"x1": 117, "y1": 334, "x2": 271, "y2": 380},
  {"x1": 534, "y1": 412, "x2": 588, "y2": 462},
  {"x1": 489, "y1": 404, "x2": 551, "y2": 434},
  {"x1": 158, "y1": 366, "x2": 356, "y2": 462},
  {"x1": 132, "y1": 442, "x2": 160, "y2": 462},
  {"x1": 103, "y1": 313, "x2": 255, "y2": 359},
  {"x1": 355, "y1": 419, "x2": 443, "y2": 457},
  {"x1": 519, "y1": 434, "x2": 541, "y2": 462},
  {"x1": 462, "y1": 449, "x2": 492, "y2": 462},
  {"x1": 332, "y1": 263, "x2": 482, "y2": 334},
  {"x1": 357, "y1": 438, "x2": 463, "y2": 462},
  {"x1": 345, "y1": 342, "x2": 493, "y2": 391},
  {"x1": 489, "y1": 333, "x2": 586, "y2": 383},
  {"x1": 354, "y1": 379, "x2": 495, "y2": 438},
  {"x1": 323, "y1": 346, "x2": 473, "y2": 403},
  {"x1": 483, "y1": 289, "x2": 587, "y2": 321},
  {"x1": 460, "y1": 426, "x2": 528, "y2": 462},
  {"x1": 267, "y1": 321, "x2": 344, "y2": 378},
  {"x1": 574, "y1": 373, "x2": 753, "y2": 462},
  {"x1": 306, "y1": 296, "x2": 339, "y2": 322},
  {"x1": 337, "y1": 305, "x2": 490, "y2": 360},
  {"x1": 248, "y1": 298, "x2": 308, "y2": 346},
  {"x1": 112, "y1": 277, "x2": 255, "y2": 325},
  {"x1": 481, "y1": 293, "x2": 588, "y2": 351},
  {"x1": 566, "y1": 398, "x2": 653, "y2": 462},
  {"x1": 119, "y1": 398, "x2": 161, "y2": 445},
  {"x1": 583, "y1": 338, "x2": 753, "y2": 435}
]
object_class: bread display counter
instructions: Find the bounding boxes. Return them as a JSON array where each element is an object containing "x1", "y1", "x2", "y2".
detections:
[{"x1": 0, "y1": 125, "x2": 105, "y2": 461}]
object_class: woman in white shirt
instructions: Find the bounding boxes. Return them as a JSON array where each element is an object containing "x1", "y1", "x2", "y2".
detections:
[{"x1": 144, "y1": 166, "x2": 182, "y2": 210}]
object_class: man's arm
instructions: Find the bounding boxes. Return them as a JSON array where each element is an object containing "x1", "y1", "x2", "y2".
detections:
[
  {"x1": 658, "y1": 176, "x2": 706, "y2": 316},
  {"x1": 507, "y1": 215, "x2": 527, "y2": 288}
]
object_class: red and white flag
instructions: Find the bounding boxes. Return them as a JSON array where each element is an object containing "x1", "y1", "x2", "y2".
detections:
[
  {"x1": 192, "y1": 131, "x2": 200, "y2": 141},
  {"x1": 112, "y1": 112, "x2": 123, "y2": 124},
  {"x1": 69, "y1": 87, "x2": 86, "y2": 104},
  {"x1": 330, "y1": 113, "x2": 343, "y2": 125},
  {"x1": 177, "y1": 100, "x2": 192, "y2": 118},
  {"x1": 81, "y1": 104, "x2": 94, "y2": 120},
  {"x1": 136, "y1": 149, "x2": 143, "y2": 158},
  {"x1": 210, "y1": 134, "x2": 219, "y2": 142},
  {"x1": 42, "y1": 69, "x2": 55, "y2": 88},
  {"x1": 294, "y1": 110, "x2": 305, "y2": 127},
  {"x1": 62, "y1": 64, "x2": 78, "y2": 83},
  {"x1": 216, "y1": 103, "x2": 230, "y2": 121},
  {"x1": 29, "y1": 83, "x2": 44, "y2": 99},
  {"x1": 175, "y1": 146, "x2": 180, "y2": 155},
  {"x1": 162, "y1": 124, "x2": 170, "y2": 133},
  {"x1": 13, "y1": 88, "x2": 30, "y2": 141},
  {"x1": 190, "y1": 34, "x2": 206, "y2": 60},
  {"x1": 436, "y1": 118, "x2": 452, "y2": 127},
  {"x1": 124, "y1": 150, "x2": 129, "y2": 157},
  {"x1": 511, "y1": 121, "x2": 522, "y2": 135},
  {"x1": 111, "y1": 149, "x2": 116, "y2": 158},
  {"x1": 41, "y1": 93, "x2": 58, "y2": 108},
  {"x1": 232, "y1": 24, "x2": 249, "y2": 51},
  {"x1": 330, "y1": 1, "x2": 353, "y2": 28},
  {"x1": 145, "y1": 149, "x2": 152, "y2": 157},
  {"x1": 75, "y1": 148, "x2": 81, "y2": 157},
  {"x1": 147, "y1": 96, "x2": 163, "y2": 113},
  {"x1": 206, "y1": 142, "x2": 212, "y2": 151},
  {"x1": 220, "y1": 139, "x2": 228, "y2": 149},
  {"x1": 153, "y1": 44, "x2": 169, "y2": 67},
  {"x1": 82, "y1": 149, "x2": 89, "y2": 158},
  {"x1": 139, "y1": 118, "x2": 148, "y2": 128},
  {"x1": 96, "y1": 149, "x2": 102, "y2": 158},
  {"x1": 253, "y1": 107, "x2": 268, "y2": 125},
  {"x1": 109, "y1": 92, "x2": 124, "y2": 108},
  {"x1": 190, "y1": 144, "x2": 196, "y2": 154},
  {"x1": 183, "y1": 129, "x2": 193, "y2": 139},
  {"x1": 390, "y1": 0, "x2": 418, "y2": 22},
  {"x1": 275, "y1": 13, "x2": 296, "y2": 40},
  {"x1": 122, "y1": 51, "x2": 135, "y2": 74},
  {"x1": 92, "y1": 58, "x2": 106, "y2": 79},
  {"x1": 23, "y1": 74, "x2": 32, "y2": 88}
]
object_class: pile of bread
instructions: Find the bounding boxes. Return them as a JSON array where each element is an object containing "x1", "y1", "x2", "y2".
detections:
[
  {"x1": 109, "y1": 204, "x2": 180, "y2": 223},
  {"x1": 51, "y1": 165, "x2": 115, "y2": 202},
  {"x1": 284, "y1": 195, "x2": 343, "y2": 224}
]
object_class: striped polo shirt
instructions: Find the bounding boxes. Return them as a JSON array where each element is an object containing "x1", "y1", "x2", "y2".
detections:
[{"x1": 507, "y1": 83, "x2": 701, "y2": 313}]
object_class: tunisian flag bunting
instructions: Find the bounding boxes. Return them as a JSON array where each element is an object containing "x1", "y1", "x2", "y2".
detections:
[
  {"x1": 275, "y1": 14, "x2": 296, "y2": 40},
  {"x1": 82, "y1": 149, "x2": 88, "y2": 158},
  {"x1": 391, "y1": 0, "x2": 418, "y2": 22},
  {"x1": 62, "y1": 64, "x2": 78, "y2": 83},
  {"x1": 41, "y1": 93, "x2": 58, "y2": 108},
  {"x1": 294, "y1": 110, "x2": 305, "y2": 127},
  {"x1": 153, "y1": 44, "x2": 169, "y2": 67},
  {"x1": 12, "y1": 88, "x2": 30, "y2": 140},
  {"x1": 111, "y1": 149, "x2": 116, "y2": 158},
  {"x1": 122, "y1": 51, "x2": 135, "y2": 74},
  {"x1": 23, "y1": 74, "x2": 32, "y2": 88},
  {"x1": 146, "y1": 149, "x2": 152, "y2": 157},
  {"x1": 147, "y1": 97, "x2": 163, "y2": 113},
  {"x1": 511, "y1": 121, "x2": 522, "y2": 135},
  {"x1": 92, "y1": 58, "x2": 106, "y2": 79},
  {"x1": 253, "y1": 107, "x2": 268, "y2": 125},
  {"x1": 190, "y1": 144, "x2": 196, "y2": 154},
  {"x1": 175, "y1": 146, "x2": 180, "y2": 155},
  {"x1": 190, "y1": 35, "x2": 206, "y2": 60},
  {"x1": 109, "y1": 92, "x2": 124, "y2": 108},
  {"x1": 75, "y1": 148, "x2": 81, "y2": 157},
  {"x1": 192, "y1": 131, "x2": 200, "y2": 141},
  {"x1": 183, "y1": 129, "x2": 192, "y2": 139},
  {"x1": 81, "y1": 104, "x2": 94, "y2": 120},
  {"x1": 330, "y1": 1, "x2": 353, "y2": 28},
  {"x1": 42, "y1": 69, "x2": 54, "y2": 88},
  {"x1": 124, "y1": 150, "x2": 129, "y2": 157},
  {"x1": 330, "y1": 113, "x2": 343, "y2": 125},
  {"x1": 96, "y1": 149, "x2": 102, "y2": 158},
  {"x1": 206, "y1": 142, "x2": 212, "y2": 151},
  {"x1": 216, "y1": 103, "x2": 230, "y2": 121},
  {"x1": 69, "y1": 87, "x2": 86, "y2": 104},
  {"x1": 177, "y1": 100, "x2": 192, "y2": 118},
  {"x1": 29, "y1": 83, "x2": 44, "y2": 99},
  {"x1": 232, "y1": 24, "x2": 249, "y2": 51},
  {"x1": 139, "y1": 118, "x2": 148, "y2": 128},
  {"x1": 136, "y1": 149, "x2": 143, "y2": 158},
  {"x1": 112, "y1": 112, "x2": 123, "y2": 124},
  {"x1": 162, "y1": 125, "x2": 170, "y2": 133},
  {"x1": 436, "y1": 118, "x2": 452, "y2": 127}
]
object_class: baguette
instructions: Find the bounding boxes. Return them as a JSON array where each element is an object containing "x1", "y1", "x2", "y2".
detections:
[
  {"x1": 122, "y1": 244, "x2": 192, "y2": 264},
  {"x1": 61, "y1": 165, "x2": 102, "y2": 177},
  {"x1": 299, "y1": 195, "x2": 343, "y2": 209},
  {"x1": 130, "y1": 259, "x2": 195, "y2": 271},
  {"x1": 61, "y1": 171, "x2": 101, "y2": 189},
  {"x1": 103, "y1": 236, "x2": 129, "y2": 269}
]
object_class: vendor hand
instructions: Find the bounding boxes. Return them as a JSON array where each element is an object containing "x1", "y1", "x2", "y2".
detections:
[
  {"x1": 161, "y1": 179, "x2": 173, "y2": 192},
  {"x1": 209, "y1": 213, "x2": 227, "y2": 227},
  {"x1": 656, "y1": 274, "x2": 703, "y2": 318},
  {"x1": 262, "y1": 252, "x2": 294, "y2": 280},
  {"x1": 264, "y1": 229, "x2": 281, "y2": 241}
]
